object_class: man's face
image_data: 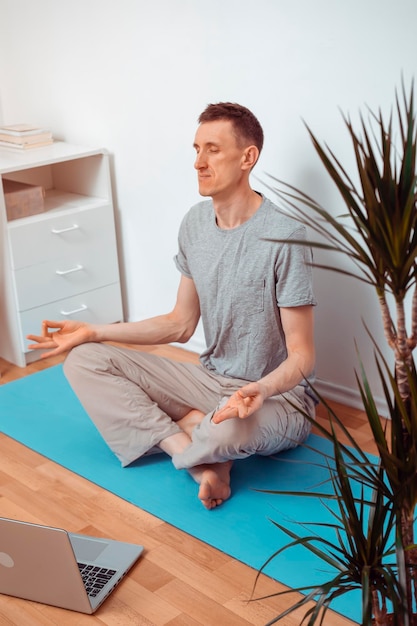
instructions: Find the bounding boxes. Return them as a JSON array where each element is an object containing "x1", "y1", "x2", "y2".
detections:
[{"x1": 193, "y1": 120, "x2": 248, "y2": 200}]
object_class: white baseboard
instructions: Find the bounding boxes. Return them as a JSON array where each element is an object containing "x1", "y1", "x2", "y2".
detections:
[{"x1": 314, "y1": 378, "x2": 389, "y2": 419}]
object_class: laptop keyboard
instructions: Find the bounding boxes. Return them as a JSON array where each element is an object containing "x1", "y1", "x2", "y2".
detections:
[{"x1": 78, "y1": 562, "x2": 117, "y2": 597}]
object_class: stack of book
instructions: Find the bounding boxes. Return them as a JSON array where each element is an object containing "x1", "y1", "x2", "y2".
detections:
[{"x1": 0, "y1": 124, "x2": 54, "y2": 151}]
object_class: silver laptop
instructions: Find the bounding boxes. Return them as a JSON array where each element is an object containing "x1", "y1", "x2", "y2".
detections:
[{"x1": 0, "y1": 517, "x2": 144, "y2": 614}]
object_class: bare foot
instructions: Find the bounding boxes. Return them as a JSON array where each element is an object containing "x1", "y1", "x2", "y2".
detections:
[
  {"x1": 190, "y1": 461, "x2": 233, "y2": 510},
  {"x1": 166, "y1": 409, "x2": 232, "y2": 509},
  {"x1": 177, "y1": 409, "x2": 205, "y2": 437}
]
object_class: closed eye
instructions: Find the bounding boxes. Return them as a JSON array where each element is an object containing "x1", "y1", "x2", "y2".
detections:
[{"x1": 193, "y1": 142, "x2": 220, "y2": 154}]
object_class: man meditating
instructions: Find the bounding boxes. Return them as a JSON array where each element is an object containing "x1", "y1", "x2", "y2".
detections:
[{"x1": 28, "y1": 102, "x2": 317, "y2": 510}]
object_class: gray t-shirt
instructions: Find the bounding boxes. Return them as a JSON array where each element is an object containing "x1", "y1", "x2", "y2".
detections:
[{"x1": 174, "y1": 195, "x2": 317, "y2": 382}]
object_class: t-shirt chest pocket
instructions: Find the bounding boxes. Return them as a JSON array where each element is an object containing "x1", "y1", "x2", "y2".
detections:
[{"x1": 232, "y1": 279, "x2": 265, "y2": 317}]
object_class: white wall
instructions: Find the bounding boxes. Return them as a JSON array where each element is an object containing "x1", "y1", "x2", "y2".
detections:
[{"x1": 0, "y1": 0, "x2": 415, "y2": 413}]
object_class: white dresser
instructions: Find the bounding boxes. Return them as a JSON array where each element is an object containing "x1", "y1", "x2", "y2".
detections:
[{"x1": 0, "y1": 142, "x2": 124, "y2": 367}]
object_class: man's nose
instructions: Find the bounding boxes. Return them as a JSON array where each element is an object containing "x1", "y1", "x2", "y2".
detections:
[{"x1": 194, "y1": 152, "x2": 206, "y2": 169}]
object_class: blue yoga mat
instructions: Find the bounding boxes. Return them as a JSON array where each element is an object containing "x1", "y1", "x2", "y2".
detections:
[{"x1": 0, "y1": 365, "x2": 361, "y2": 623}]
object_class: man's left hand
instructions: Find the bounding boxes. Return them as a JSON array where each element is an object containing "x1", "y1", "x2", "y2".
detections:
[{"x1": 212, "y1": 382, "x2": 267, "y2": 423}]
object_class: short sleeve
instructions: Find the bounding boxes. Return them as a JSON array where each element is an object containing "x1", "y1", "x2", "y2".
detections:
[
  {"x1": 275, "y1": 228, "x2": 317, "y2": 307},
  {"x1": 173, "y1": 217, "x2": 192, "y2": 278}
]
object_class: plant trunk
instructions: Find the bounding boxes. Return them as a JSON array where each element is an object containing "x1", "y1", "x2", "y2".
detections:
[
  {"x1": 378, "y1": 295, "x2": 413, "y2": 402},
  {"x1": 394, "y1": 300, "x2": 413, "y2": 404},
  {"x1": 372, "y1": 590, "x2": 388, "y2": 625},
  {"x1": 376, "y1": 295, "x2": 417, "y2": 625},
  {"x1": 372, "y1": 617, "x2": 417, "y2": 626},
  {"x1": 401, "y1": 506, "x2": 417, "y2": 621}
]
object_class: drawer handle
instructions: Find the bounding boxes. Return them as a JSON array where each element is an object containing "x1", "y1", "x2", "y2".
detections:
[
  {"x1": 56, "y1": 264, "x2": 84, "y2": 276},
  {"x1": 60, "y1": 304, "x2": 88, "y2": 316},
  {"x1": 51, "y1": 224, "x2": 79, "y2": 234}
]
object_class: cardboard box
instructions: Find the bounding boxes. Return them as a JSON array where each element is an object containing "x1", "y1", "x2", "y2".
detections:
[{"x1": 3, "y1": 178, "x2": 45, "y2": 221}]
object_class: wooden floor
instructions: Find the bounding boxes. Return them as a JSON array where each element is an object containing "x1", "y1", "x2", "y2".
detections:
[{"x1": 0, "y1": 344, "x2": 380, "y2": 626}]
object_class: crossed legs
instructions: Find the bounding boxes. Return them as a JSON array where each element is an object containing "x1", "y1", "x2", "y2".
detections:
[{"x1": 64, "y1": 342, "x2": 313, "y2": 510}]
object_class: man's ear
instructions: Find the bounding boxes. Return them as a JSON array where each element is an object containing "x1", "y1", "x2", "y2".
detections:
[{"x1": 241, "y1": 145, "x2": 259, "y2": 170}]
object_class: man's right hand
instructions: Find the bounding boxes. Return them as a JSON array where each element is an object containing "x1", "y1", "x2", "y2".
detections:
[{"x1": 27, "y1": 319, "x2": 94, "y2": 358}]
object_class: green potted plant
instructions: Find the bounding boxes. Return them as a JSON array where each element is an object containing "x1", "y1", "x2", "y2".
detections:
[
  {"x1": 256, "y1": 78, "x2": 417, "y2": 625},
  {"x1": 254, "y1": 353, "x2": 413, "y2": 625}
]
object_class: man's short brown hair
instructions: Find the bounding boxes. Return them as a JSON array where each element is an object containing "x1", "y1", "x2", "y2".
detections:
[{"x1": 198, "y1": 102, "x2": 264, "y2": 154}]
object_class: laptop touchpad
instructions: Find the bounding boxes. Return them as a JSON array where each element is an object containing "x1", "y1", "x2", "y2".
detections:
[{"x1": 70, "y1": 535, "x2": 109, "y2": 561}]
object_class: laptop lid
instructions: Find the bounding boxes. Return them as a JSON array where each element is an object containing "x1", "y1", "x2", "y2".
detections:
[{"x1": 0, "y1": 517, "x2": 143, "y2": 613}]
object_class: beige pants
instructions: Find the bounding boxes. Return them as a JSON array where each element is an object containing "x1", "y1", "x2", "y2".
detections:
[{"x1": 63, "y1": 342, "x2": 315, "y2": 468}]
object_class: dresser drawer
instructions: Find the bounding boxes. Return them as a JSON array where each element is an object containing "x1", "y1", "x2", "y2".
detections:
[
  {"x1": 14, "y1": 242, "x2": 120, "y2": 311},
  {"x1": 20, "y1": 283, "x2": 124, "y2": 353},
  {"x1": 8, "y1": 204, "x2": 116, "y2": 269}
]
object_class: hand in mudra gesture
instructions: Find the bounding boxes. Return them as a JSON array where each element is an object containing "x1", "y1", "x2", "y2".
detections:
[
  {"x1": 27, "y1": 319, "x2": 92, "y2": 358},
  {"x1": 212, "y1": 382, "x2": 267, "y2": 424}
]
